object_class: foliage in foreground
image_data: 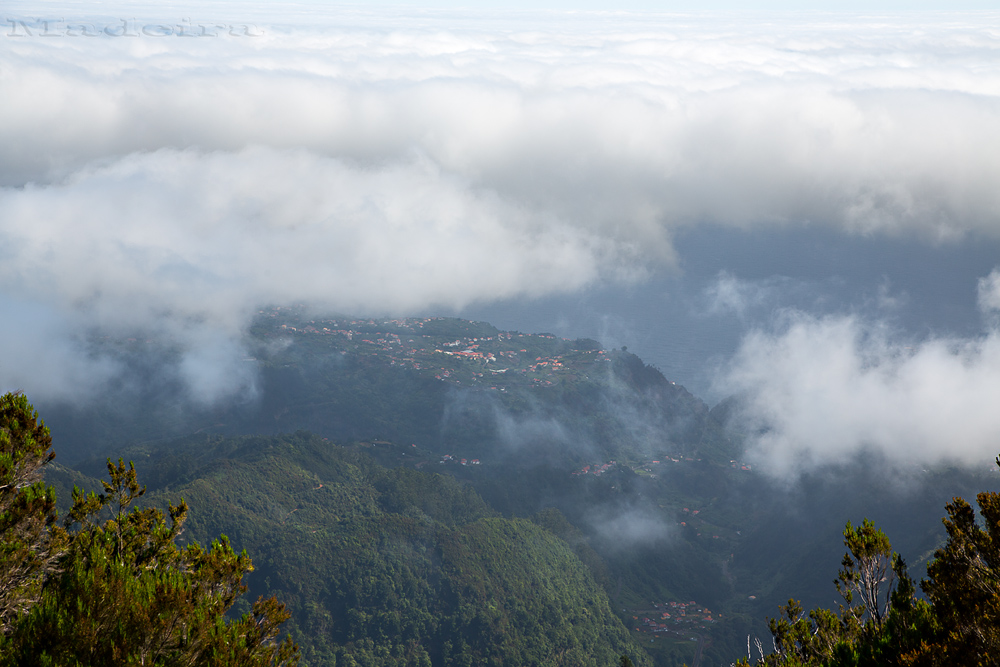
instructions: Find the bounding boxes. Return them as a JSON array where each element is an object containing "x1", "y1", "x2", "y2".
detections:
[
  {"x1": 0, "y1": 391, "x2": 298, "y2": 666},
  {"x1": 735, "y1": 457, "x2": 1000, "y2": 667}
]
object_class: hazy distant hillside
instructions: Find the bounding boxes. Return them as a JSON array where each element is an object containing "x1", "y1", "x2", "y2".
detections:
[{"x1": 41, "y1": 310, "x2": 735, "y2": 468}]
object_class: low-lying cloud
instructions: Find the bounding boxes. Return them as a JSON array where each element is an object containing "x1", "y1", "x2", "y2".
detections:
[
  {"x1": 0, "y1": 296, "x2": 121, "y2": 402},
  {"x1": 716, "y1": 270, "x2": 1000, "y2": 477},
  {"x1": 3, "y1": 4, "x2": 1000, "y2": 403},
  {"x1": 588, "y1": 505, "x2": 675, "y2": 550},
  {"x1": 1, "y1": 147, "x2": 622, "y2": 318}
]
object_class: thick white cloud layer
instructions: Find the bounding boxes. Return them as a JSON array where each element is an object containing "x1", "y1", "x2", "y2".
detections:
[
  {"x1": 1, "y1": 148, "x2": 620, "y2": 318},
  {"x1": 2, "y1": 4, "x2": 1000, "y2": 403},
  {"x1": 716, "y1": 270, "x2": 1000, "y2": 477}
]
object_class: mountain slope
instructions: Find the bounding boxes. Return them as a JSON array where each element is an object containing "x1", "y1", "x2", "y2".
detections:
[{"x1": 56, "y1": 432, "x2": 652, "y2": 667}]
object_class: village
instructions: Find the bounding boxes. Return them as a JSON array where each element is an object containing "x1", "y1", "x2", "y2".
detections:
[
  {"x1": 630, "y1": 600, "x2": 719, "y2": 639},
  {"x1": 571, "y1": 461, "x2": 616, "y2": 476},
  {"x1": 437, "y1": 454, "x2": 482, "y2": 466},
  {"x1": 255, "y1": 308, "x2": 616, "y2": 391},
  {"x1": 625, "y1": 598, "x2": 717, "y2": 666}
]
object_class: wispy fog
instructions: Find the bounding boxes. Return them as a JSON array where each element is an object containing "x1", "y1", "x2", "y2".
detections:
[
  {"x1": 715, "y1": 270, "x2": 1000, "y2": 477},
  {"x1": 589, "y1": 505, "x2": 675, "y2": 550},
  {"x1": 2, "y1": 3, "x2": 1000, "y2": 448},
  {"x1": 0, "y1": 296, "x2": 120, "y2": 402}
]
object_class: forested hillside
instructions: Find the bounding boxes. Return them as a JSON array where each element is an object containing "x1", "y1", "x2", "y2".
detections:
[
  {"x1": 49, "y1": 432, "x2": 651, "y2": 667},
  {"x1": 28, "y1": 314, "x2": 1000, "y2": 666}
]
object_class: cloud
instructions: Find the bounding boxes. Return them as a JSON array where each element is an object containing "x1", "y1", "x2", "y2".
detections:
[
  {"x1": 3, "y1": 6, "x2": 1000, "y2": 401},
  {"x1": 874, "y1": 278, "x2": 909, "y2": 313},
  {"x1": 0, "y1": 147, "x2": 625, "y2": 316},
  {"x1": 4, "y1": 8, "x2": 1000, "y2": 241},
  {"x1": 715, "y1": 271, "x2": 1000, "y2": 477},
  {"x1": 702, "y1": 271, "x2": 841, "y2": 322},
  {"x1": 588, "y1": 505, "x2": 675, "y2": 549},
  {"x1": 0, "y1": 296, "x2": 121, "y2": 402},
  {"x1": 977, "y1": 268, "x2": 1000, "y2": 320},
  {"x1": 703, "y1": 271, "x2": 778, "y2": 318},
  {"x1": 0, "y1": 147, "x2": 641, "y2": 401}
]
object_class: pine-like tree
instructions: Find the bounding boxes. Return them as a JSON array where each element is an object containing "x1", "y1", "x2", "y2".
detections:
[
  {"x1": 0, "y1": 392, "x2": 298, "y2": 666},
  {"x1": 0, "y1": 392, "x2": 64, "y2": 634},
  {"x1": 909, "y1": 462, "x2": 1000, "y2": 666},
  {"x1": 737, "y1": 458, "x2": 1000, "y2": 667}
]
